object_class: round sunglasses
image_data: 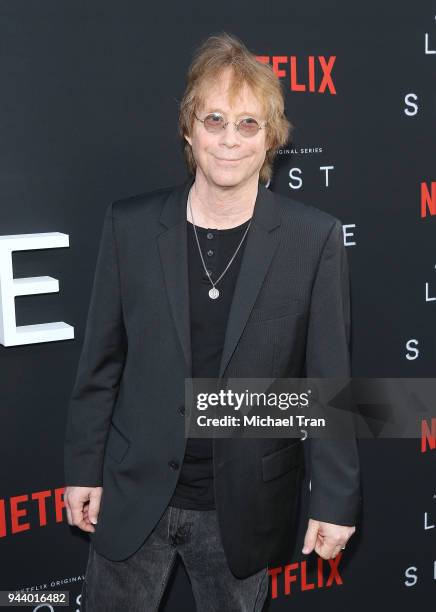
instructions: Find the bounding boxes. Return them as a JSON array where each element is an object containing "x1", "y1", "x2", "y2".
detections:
[{"x1": 194, "y1": 112, "x2": 267, "y2": 137}]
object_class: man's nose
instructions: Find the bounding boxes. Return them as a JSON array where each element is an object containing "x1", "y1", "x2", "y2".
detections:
[{"x1": 218, "y1": 123, "x2": 241, "y2": 147}]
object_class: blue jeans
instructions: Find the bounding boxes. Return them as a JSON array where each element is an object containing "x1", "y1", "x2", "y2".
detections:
[{"x1": 81, "y1": 505, "x2": 269, "y2": 611}]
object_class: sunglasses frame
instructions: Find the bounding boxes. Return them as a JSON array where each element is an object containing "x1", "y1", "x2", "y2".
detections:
[{"x1": 194, "y1": 111, "x2": 267, "y2": 137}]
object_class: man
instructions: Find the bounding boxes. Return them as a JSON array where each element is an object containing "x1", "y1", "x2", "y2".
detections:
[{"x1": 64, "y1": 32, "x2": 361, "y2": 611}]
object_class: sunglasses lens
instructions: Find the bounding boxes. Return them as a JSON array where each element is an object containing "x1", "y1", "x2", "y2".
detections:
[
  {"x1": 238, "y1": 118, "x2": 260, "y2": 137},
  {"x1": 203, "y1": 113, "x2": 225, "y2": 132}
]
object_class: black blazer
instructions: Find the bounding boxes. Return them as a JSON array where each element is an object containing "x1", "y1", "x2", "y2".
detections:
[{"x1": 64, "y1": 175, "x2": 362, "y2": 578}]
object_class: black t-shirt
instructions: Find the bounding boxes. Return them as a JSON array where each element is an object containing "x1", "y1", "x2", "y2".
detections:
[{"x1": 169, "y1": 216, "x2": 252, "y2": 510}]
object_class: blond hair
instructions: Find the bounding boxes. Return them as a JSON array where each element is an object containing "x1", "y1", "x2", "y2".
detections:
[{"x1": 178, "y1": 31, "x2": 293, "y2": 185}]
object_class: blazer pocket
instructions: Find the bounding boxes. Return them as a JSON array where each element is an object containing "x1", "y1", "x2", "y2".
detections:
[
  {"x1": 262, "y1": 442, "x2": 303, "y2": 482},
  {"x1": 105, "y1": 423, "x2": 131, "y2": 463},
  {"x1": 250, "y1": 299, "x2": 302, "y2": 322}
]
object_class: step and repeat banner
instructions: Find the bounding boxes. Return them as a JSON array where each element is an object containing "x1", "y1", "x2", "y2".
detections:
[{"x1": 0, "y1": 2, "x2": 434, "y2": 610}]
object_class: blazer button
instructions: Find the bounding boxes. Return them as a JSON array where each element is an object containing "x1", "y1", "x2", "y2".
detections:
[
  {"x1": 168, "y1": 460, "x2": 179, "y2": 470},
  {"x1": 178, "y1": 406, "x2": 185, "y2": 416}
]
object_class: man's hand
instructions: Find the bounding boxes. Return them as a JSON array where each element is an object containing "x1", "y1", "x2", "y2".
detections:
[
  {"x1": 302, "y1": 518, "x2": 355, "y2": 559},
  {"x1": 64, "y1": 486, "x2": 103, "y2": 533}
]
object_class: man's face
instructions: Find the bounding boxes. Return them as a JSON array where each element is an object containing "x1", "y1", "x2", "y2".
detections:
[{"x1": 184, "y1": 68, "x2": 268, "y2": 188}]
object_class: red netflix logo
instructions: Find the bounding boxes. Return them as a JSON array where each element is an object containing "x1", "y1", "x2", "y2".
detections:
[
  {"x1": 0, "y1": 487, "x2": 66, "y2": 537},
  {"x1": 421, "y1": 182, "x2": 436, "y2": 217},
  {"x1": 256, "y1": 55, "x2": 337, "y2": 94},
  {"x1": 268, "y1": 554, "x2": 344, "y2": 599},
  {"x1": 421, "y1": 418, "x2": 436, "y2": 453}
]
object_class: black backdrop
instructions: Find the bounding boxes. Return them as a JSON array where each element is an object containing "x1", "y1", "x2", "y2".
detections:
[{"x1": 0, "y1": 1, "x2": 434, "y2": 610}]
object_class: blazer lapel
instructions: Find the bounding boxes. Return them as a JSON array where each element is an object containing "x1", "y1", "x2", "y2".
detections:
[
  {"x1": 158, "y1": 177, "x2": 194, "y2": 377},
  {"x1": 217, "y1": 186, "x2": 282, "y2": 378},
  {"x1": 158, "y1": 175, "x2": 282, "y2": 381}
]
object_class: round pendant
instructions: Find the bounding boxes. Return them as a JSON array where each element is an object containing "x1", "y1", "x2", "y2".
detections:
[{"x1": 209, "y1": 287, "x2": 219, "y2": 299}]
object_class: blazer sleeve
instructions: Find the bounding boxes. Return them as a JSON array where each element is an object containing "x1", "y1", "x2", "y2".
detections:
[
  {"x1": 64, "y1": 201, "x2": 127, "y2": 486},
  {"x1": 305, "y1": 219, "x2": 362, "y2": 526}
]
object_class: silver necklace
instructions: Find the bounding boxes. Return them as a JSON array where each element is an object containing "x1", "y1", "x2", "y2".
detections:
[{"x1": 188, "y1": 188, "x2": 252, "y2": 300}]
